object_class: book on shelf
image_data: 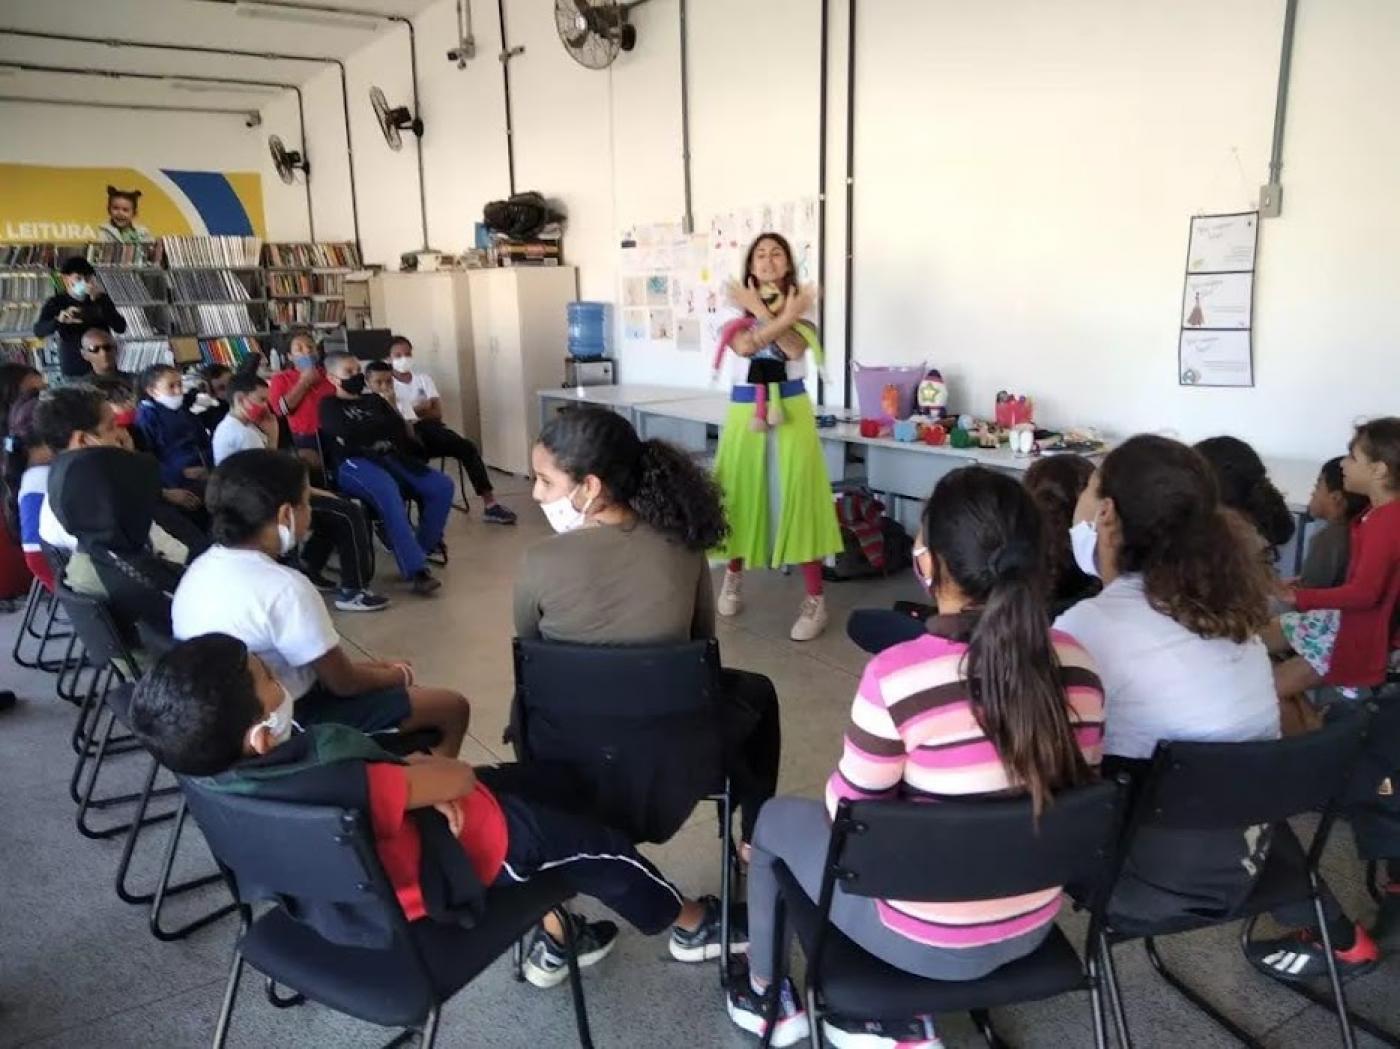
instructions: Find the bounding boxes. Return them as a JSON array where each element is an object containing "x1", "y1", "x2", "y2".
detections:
[
  {"x1": 171, "y1": 303, "x2": 266, "y2": 338},
  {"x1": 0, "y1": 243, "x2": 57, "y2": 268},
  {"x1": 270, "y1": 299, "x2": 345, "y2": 327},
  {"x1": 0, "y1": 337, "x2": 41, "y2": 365},
  {"x1": 116, "y1": 339, "x2": 173, "y2": 373},
  {"x1": 85, "y1": 242, "x2": 164, "y2": 268},
  {"x1": 0, "y1": 302, "x2": 42, "y2": 333},
  {"x1": 97, "y1": 267, "x2": 164, "y2": 305},
  {"x1": 162, "y1": 235, "x2": 263, "y2": 268},
  {"x1": 263, "y1": 242, "x2": 361, "y2": 269},
  {"x1": 168, "y1": 269, "x2": 256, "y2": 302},
  {"x1": 116, "y1": 306, "x2": 164, "y2": 338},
  {"x1": 194, "y1": 335, "x2": 263, "y2": 367},
  {"x1": 0, "y1": 272, "x2": 56, "y2": 301}
]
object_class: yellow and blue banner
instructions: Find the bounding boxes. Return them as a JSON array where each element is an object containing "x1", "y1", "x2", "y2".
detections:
[{"x1": 0, "y1": 164, "x2": 266, "y2": 243}]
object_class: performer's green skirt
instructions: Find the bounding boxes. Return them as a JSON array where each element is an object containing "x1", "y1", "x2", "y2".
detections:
[{"x1": 712, "y1": 382, "x2": 843, "y2": 569}]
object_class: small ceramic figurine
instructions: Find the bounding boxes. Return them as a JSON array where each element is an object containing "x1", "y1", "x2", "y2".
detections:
[
  {"x1": 916, "y1": 368, "x2": 948, "y2": 419},
  {"x1": 893, "y1": 418, "x2": 919, "y2": 442}
]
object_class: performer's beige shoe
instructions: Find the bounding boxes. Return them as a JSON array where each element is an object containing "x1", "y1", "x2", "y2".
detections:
[
  {"x1": 790, "y1": 595, "x2": 828, "y2": 642},
  {"x1": 717, "y1": 569, "x2": 744, "y2": 617}
]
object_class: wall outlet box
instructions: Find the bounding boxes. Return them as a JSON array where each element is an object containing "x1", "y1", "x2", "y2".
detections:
[{"x1": 1259, "y1": 182, "x2": 1283, "y2": 218}]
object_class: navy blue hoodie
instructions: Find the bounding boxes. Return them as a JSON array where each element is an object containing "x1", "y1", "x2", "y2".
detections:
[{"x1": 134, "y1": 399, "x2": 211, "y2": 488}]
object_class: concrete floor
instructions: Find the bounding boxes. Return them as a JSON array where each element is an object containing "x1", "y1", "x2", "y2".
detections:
[{"x1": 0, "y1": 472, "x2": 1395, "y2": 1048}]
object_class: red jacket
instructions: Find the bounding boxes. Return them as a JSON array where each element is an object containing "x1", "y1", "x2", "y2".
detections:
[{"x1": 1296, "y1": 500, "x2": 1400, "y2": 687}]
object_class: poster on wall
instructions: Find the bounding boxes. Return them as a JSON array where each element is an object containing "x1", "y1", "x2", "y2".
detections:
[
  {"x1": 617, "y1": 196, "x2": 820, "y2": 368},
  {"x1": 0, "y1": 163, "x2": 267, "y2": 244},
  {"x1": 1178, "y1": 210, "x2": 1258, "y2": 388}
]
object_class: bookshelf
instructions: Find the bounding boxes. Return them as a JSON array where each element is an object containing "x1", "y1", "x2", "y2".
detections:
[
  {"x1": 263, "y1": 242, "x2": 358, "y2": 332},
  {"x1": 0, "y1": 244, "x2": 58, "y2": 376},
  {"x1": 163, "y1": 236, "x2": 268, "y2": 368},
  {"x1": 87, "y1": 241, "x2": 173, "y2": 373}
]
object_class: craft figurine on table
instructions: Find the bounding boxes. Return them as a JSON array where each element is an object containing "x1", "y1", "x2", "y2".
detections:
[
  {"x1": 994, "y1": 391, "x2": 1034, "y2": 429},
  {"x1": 711, "y1": 231, "x2": 843, "y2": 644},
  {"x1": 713, "y1": 277, "x2": 824, "y2": 432},
  {"x1": 916, "y1": 368, "x2": 949, "y2": 419}
]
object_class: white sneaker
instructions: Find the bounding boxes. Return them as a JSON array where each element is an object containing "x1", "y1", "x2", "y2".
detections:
[
  {"x1": 717, "y1": 569, "x2": 743, "y2": 617},
  {"x1": 790, "y1": 595, "x2": 829, "y2": 641}
]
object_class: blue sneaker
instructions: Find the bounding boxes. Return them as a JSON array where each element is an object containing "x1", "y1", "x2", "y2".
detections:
[
  {"x1": 483, "y1": 503, "x2": 517, "y2": 525},
  {"x1": 334, "y1": 588, "x2": 390, "y2": 613},
  {"x1": 521, "y1": 913, "x2": 618, "y2": 989}
]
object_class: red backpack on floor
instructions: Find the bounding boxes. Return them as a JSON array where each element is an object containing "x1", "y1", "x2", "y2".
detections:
[{"x1": 0, "y1": 511, "x2": 32, "y2": 602}]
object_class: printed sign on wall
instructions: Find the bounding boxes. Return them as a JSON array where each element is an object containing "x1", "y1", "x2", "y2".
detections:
[{"x1": 0, "y1": 163, "x2": 266, "y2": 244}]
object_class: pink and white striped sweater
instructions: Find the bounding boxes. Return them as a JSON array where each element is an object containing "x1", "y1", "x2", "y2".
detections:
[{"x1": 825, "y1": 618, "x2": 1105, "y2": 949}]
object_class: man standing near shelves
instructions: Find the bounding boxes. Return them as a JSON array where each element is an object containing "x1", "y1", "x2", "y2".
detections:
[{"x1": 33, "y1": 257, "x2": 127, "y2": 379}]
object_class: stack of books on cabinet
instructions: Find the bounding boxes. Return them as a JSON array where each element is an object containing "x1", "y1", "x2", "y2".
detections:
[
  {"x1": 87, "y1": 242, "x2": 174, "y2": 373},
  {"x1": 264, "y1": 242, "x2": 359, "y2": 333},
  {"x1": 0, "y1": 244, "x2": 57, "y2": 372},
  {"x1": 163, "y1": 235, "x2": 267, "y2": 367}
]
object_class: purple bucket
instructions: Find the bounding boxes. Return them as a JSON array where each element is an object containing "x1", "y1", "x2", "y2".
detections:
[{"x1": 852, "y1": 363, "x2": 925, "y2": 422}]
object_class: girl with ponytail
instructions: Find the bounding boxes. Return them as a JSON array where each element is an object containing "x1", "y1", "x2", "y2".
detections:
[
  {"x1": 1195, "y1": 435, "x2": 1296, "y2": 560},
  {"x1": 730, "y1": 466, "x2": 1104, "y2": 1046},
  {"x1": 523, "y1": 407, "x2": 781, "y2": 851}
]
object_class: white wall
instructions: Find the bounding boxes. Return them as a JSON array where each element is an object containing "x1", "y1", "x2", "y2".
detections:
[
  {"x1": 855, "y1": 0, "x2": 1400, "y2": 459},
  {"x1": 0, "y1": 98, "x2": 310, "y2": 241},
  {"x1": 287, "y1": 0, "x2": 1398, "y2": 460}
]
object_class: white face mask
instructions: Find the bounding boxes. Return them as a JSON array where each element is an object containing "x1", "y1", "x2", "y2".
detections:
[
  {"x1": 277, "y1": 508, "x2": 302, "y2": 556},
  {"x1": 390, "y1": 356, "x2": 413, "y2": 374},
  {"x1": 1069, "y1": 519, "x2": 1100, "y2": 579},
  {"x1": 153, "y1": 393, "x2": 184, "y2": 411},
  {"x1": 250, "y1": 683, "x2": 298, "y2": 748},
  {"x1": 541, "y1": 484, "x2": 593, "y2": 534}
]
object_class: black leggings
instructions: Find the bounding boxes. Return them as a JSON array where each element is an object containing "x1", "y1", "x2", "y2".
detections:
[
  {"x1": 302, "y1": 491, "x2": 375, "y2": 591},
  {"x1": 413, "y1": 419, "x2": 492, "y2": 497},
  {"x1": 719, "y1": 668, "x2": 782, "y2": 843}
]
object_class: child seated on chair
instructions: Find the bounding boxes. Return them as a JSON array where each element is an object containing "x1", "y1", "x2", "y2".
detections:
[
  {"x1": 134, "y1": 363, "x2": 212, "y2": 519},
  {"x1": 130, "y1": 633, "x2": 745, "y2": 989}
]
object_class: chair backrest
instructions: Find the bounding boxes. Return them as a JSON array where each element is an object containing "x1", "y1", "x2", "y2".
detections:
[
  {"x1": 52, "y1": 583, "x2": 139, "y2": 673},
  {"x1": 512, "y1": 637, "x2": 725, "y2": 843},
  {"x1": 181, "y1": 779, "x2": 411, "y2": 953},
  {"x1": 1131, "y1": 710, "x2": 1370, "y2": 835},
  {"x1": 834, "y1": 779, "x2": 1126, "y2": 903}
]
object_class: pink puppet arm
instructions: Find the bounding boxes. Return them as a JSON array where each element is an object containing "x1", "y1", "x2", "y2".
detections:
[{"x1": 713, "y1": 316, "x2": 758, "y2": 377}]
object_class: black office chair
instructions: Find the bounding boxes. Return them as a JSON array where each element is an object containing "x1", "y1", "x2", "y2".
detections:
[
  {"x1": 180, "y1": 784, "x2": 596, "y2": 1049},
  {"x1": 758, "y1": 779, "x2": 1127, "y2": 1049},
  {"x1": 1101, "y1": 711, "x2": 1372, "y2": 1049},
  {"x1": 510, "y1": 637, "x2": 739, "y2": 982}
]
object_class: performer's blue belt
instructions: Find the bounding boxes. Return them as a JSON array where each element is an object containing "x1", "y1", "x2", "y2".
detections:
[{"x1": 730, "y1": 379, "x2": 806, "y2": 403}]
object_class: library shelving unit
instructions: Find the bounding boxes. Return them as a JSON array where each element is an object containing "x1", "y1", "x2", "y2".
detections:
[
  {"x1": 163, "y1": 235, "x2": 268, "y2": 369},
  {"x1": 263, "y1": 242, "x2": 359, "y2": 334},
  {"x1": 0, "y1": 243, "x2": 58, "y2": 376},
  {"x1": 86, "y1": 241, "x2": 174, "y2": 374}
]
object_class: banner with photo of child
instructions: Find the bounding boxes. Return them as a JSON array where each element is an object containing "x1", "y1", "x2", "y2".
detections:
[{"x1": 618, "y1": 197, "x2": 819, "y2": 360}]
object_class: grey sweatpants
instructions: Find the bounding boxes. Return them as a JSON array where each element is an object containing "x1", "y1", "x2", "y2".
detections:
[{"x1": 747, "y1": 797, "x2": 1051, "y2": 984}]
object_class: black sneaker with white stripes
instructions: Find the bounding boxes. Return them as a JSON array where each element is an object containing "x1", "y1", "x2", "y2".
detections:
[
  {"x1": 520, "y1": 913, "x2": 619, "y2": 989},
  {"x1": 669, "y1": 894, "x2": 749, "y2": 962}
]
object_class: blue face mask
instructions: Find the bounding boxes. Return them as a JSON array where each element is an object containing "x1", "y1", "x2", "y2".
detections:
[{"x1": 69, "y1": 279, "x2": 89, "y2": 300}]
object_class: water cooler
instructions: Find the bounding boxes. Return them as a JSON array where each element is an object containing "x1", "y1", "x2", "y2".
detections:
[{"x1": 565, "y1": 301, "x2": 614, "y2": 387}]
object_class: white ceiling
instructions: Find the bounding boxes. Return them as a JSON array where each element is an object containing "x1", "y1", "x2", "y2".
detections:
[{"x1": 0, "y1": 0, "x2": 440, "y2": 110}]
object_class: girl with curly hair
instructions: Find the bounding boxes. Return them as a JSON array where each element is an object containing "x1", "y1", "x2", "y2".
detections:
[{"x1": 520, "y1": 406, "x2": 781, "y2": 855}]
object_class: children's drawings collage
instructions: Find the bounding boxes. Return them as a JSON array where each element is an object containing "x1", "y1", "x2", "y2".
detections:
[{"x1": 618, "y1": 198, "x2": 819, "y2": 359}]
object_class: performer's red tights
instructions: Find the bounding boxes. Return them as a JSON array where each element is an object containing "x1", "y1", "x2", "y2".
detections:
[{"x1": 726, "y1": 559, "x2": 824, "y2": 598}]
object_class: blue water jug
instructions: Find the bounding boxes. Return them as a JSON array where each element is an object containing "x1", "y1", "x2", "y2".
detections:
[{"x1": 567, "y1": 301, "x2": 609, "y2": 360}]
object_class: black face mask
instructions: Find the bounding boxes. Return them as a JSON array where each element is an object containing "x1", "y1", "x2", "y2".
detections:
[{"x1": 340, "y1": 373, "x2": 367, "y2": 395}]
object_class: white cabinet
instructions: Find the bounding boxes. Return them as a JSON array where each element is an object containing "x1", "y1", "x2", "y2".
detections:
[
  {"x1": 368, "y1": 273, "x2": 480, "y2": 443},
  {"x1": 468, "y1": 267, "x2": 578, "y2": 475}
]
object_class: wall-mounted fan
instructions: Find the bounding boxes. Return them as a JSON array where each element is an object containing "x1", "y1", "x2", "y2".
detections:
[
  {"x1": 268, "y1": 134, "x2": 309, "y2": 184},
  {"x1": 370, "y1": 85, "x2": 423, "y2": 151},
  {"x1": 554, "y1": 0, "x2": 646, "y2": 70}
]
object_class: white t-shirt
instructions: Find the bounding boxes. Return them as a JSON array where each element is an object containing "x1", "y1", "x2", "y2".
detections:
[
  {"x1": 171, "y1": 545, "x2": 339, "y2": 701},
  {"x1": 392, "y1": 370, "x2": 439, "y2": 422},
  {"x1": 1054, "y1": 574, "x2": 1279, "y2": 760},
  {"x1": 38, "y1": 495, "x2": 77, "y2": 552},
  {"x1": 212, "y1": 414, "x2": 269, "y2": 465}
]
